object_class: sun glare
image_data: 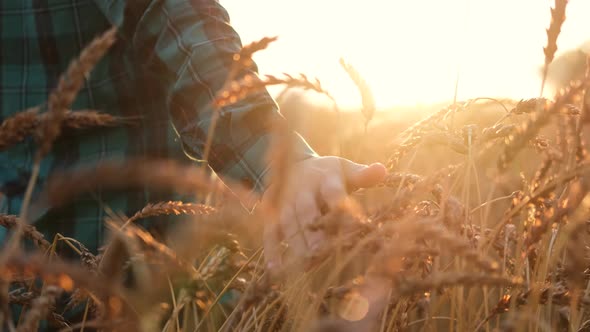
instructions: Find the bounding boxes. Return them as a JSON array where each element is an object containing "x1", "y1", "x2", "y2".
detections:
[{"x1": 222, "y1": 0, "x2": 590, "y2": 109}]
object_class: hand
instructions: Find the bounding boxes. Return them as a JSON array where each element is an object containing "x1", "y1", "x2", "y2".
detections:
[{"x1": 261, "y1": 156, "x2": 387, "y2": 271}]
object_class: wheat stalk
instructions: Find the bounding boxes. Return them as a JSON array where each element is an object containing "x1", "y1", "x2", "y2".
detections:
[
  {"x1": 3, "y1": 27, "x2": 119, "y2": 260},
  {"x1": 391, "y1": 218, "x2": 500, "y2": 273},
  {"x1": 510, "y1": 98, "x2": 549, "y2": 114},
  {"x1": 486, "y1": 160, "x2": 590, "y2": 249},
  {"x1": 0, "y1": 108, "x2": 38, "y2": 151},
  {"x1": 199, "y1": 247, "x2": 231, "y2": 281},
  {"x1": 54, "y1": 235, "x2": 99, "y2": 271},
  {"x1": 498, "y1": 81, "x2": 584, "y2": 170},
  {"x1": 385, "y1": 105, "x2": 451, "y2": 171},
  {"x1": 106, "y1": 220, "x2": 198, "y2": 276},
  {"x1": 564, "y1": 220, "x2": 589, "y2": 288}
]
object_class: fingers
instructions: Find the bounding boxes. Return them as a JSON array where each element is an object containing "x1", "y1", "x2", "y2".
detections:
[
  {"x1": 344, "y1": 162, "x2": 387, "y2": 190},
  {"x1": 282, "y1": 192, "x2": 325, "y2": 256},
  {"x1": 276, "y1": 192, "x2": 325, "y2": 261},
  {"x1": 263, "y1": 157, "x2": 387, "y2": 274}
]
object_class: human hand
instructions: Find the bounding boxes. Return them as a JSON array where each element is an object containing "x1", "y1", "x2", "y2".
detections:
[{"x1": 261, "y1": 156, "x2": 387, "y2": 272}]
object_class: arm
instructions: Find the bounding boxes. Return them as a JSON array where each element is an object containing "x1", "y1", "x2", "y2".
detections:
[
  {"x1": 98, "y1": 0, "x2": 386, "y2": 268},
  {"x1": 126, "y1": 0, "x2": 316, "y2": 201}
]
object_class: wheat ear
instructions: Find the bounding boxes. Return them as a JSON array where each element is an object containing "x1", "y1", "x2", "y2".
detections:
[
  {"x1": 0, "y1": 109, "x2": 126, "y2": 151},
  {"x1": 0, "y1": 108, "x2": 39, "y2": 151},
  {"x1": 0, "y1": 215, "x2": 50, "y2": 250},
  {"x1": 339, "y1": 58, "x2": 376, "y2": 127},
  {"x1": 498, "y1": 81, "x2": 583, "y2": 170},
  {"x1": 233, "y1": 36, "x2": 278, "y2": 69},
  {"x1": 541, "y1": 0, "x2": 569, "y2": 95},
  {"x1": 4, "y1": 27, "x2": 118, "y2": 259},
  {"x1": 125, "y1": 201, "x2": 216, "y2": 226},
  {"x1": 201, "y1": 36, "x2": 277, "y2": 164},
  {"x1": 37, "y1": 27, "x2": 117, "y2": 157},
  {"x1": 215, "y1": 73, "x2": 329, "y2": 107}
]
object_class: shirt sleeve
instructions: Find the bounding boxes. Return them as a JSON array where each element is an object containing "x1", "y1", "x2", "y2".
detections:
[{"x1": 125, "y1": 0, "x2": 318, "y2": 197}]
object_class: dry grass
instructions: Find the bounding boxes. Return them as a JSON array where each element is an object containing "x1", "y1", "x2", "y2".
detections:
[{"x1": 2, "y1": 1, "x2": 590, "y2": 331}]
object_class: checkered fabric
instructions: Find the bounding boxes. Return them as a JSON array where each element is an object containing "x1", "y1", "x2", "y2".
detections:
[{"x1": 0, "y1": 0, "x2": 316, "y2": 252}]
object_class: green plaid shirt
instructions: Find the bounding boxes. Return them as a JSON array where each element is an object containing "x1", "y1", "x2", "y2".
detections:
[{"x1": 0, "y1": 0, "x2": 315, "y2": 252}]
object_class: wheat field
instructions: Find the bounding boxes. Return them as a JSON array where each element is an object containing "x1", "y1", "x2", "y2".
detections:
[{"x1": 1, "y1": 0, "x2": 590, "y2": 331}]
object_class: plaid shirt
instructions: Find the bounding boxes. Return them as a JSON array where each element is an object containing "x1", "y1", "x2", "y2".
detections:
[{"x1": 0, "y1": 0, "x2": 316, "y2": 252}]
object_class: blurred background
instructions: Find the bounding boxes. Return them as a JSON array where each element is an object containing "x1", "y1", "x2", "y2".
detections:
[
  {"x1": 222, "y1": 0, "x2": 589, "y2": 109},
  {"x1": 221, "y1": 0, "x2": 589, "y2": 167}
]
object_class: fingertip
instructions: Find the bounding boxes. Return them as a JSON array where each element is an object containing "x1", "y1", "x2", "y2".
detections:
[
  {"x1": 369, "y1": 162, "x2": 387, "y2": 181},
  {"x1": 350, "y1": 162, "x2": 387, "y2": 189}
]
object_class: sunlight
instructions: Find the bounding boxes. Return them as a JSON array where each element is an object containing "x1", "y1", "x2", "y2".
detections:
[{"x1": 222, "y1": 0, "x2": 590, "y2": 109}]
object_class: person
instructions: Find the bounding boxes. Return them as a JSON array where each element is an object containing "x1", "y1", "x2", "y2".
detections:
[{"x1": 0, "y1": 0, "x2": 385, "y2": 269}]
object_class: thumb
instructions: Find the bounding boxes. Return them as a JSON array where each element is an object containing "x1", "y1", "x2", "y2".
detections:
[{"x1": 344, "y1": 161, "x2": 387, "y2": 190}]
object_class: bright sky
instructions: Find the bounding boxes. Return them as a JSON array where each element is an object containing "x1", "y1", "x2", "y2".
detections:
[{"x1": 221, "y1": 0, "x2": 590, "y2": 109}]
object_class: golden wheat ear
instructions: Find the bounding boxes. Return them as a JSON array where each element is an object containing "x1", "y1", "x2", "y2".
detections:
[
  {"x1": 2, "y1": 27, "x2": 119, "y2": 257},
  {"x1": 0, "y1": 109, "x2": 128, "y2": 152},
  {"x1": 541, "y1": 0, "x2": 569, "y2": 95},
  {"x1": 37, "y1": 27, "x2": 117, "y2": 158},
  {"x1": 0, "y1": 214, "x2": 50, "y2": 250},
  {"x1": 214, "y1": 72, "x2": 329, "y2": 108},
  {"x1": 339, "y1": 58, "x2": 376, "y2": 126},
  {"x1": 226, "y1": 36, "x2": 278, "y2": 84},
  {"x1": 0, "y1": 108, "x2": 39, "y2": 151},
  {"x1": 498, "y1": 81, "x2": 583, "y2": 171},
  {"x1": 235, "y1": 36, "x2": 278, "y2": 65},
  {"x1": 124, "y1": 201, "x2": 216, "y2": 227}
]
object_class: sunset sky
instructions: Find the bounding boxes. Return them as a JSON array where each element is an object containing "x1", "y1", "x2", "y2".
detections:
[{"x1": 222, "y1": 0, "x2": 590, "y2": 109}]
